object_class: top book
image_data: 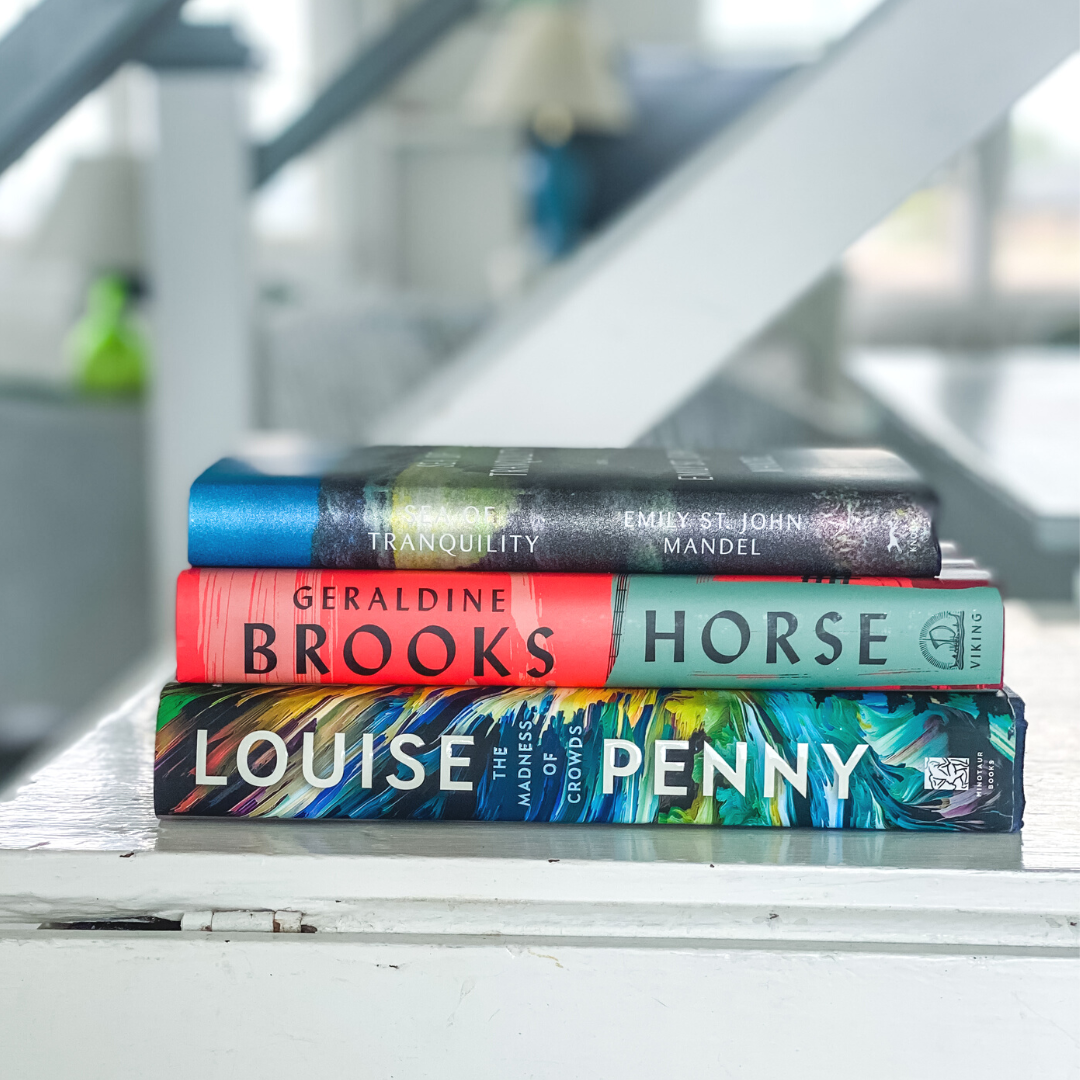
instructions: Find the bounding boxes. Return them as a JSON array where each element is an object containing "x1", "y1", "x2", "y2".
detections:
[{"x1": 188, "y1": 445, "x2": 939, "y2": 577}]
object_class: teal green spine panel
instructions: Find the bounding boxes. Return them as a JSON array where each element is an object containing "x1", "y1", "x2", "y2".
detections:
[{"x1": 607, "y1": 578, "x2": 1003, "y2": 689}]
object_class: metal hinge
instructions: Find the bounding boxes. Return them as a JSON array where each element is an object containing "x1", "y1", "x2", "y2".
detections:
[{"x1": 179, "y1": 910, "x2": 312, "y2": 933}]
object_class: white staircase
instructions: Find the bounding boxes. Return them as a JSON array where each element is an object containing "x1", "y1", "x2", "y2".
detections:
[{"x1": 372, "y1": 0, "x2": 1078, "y2": 447}]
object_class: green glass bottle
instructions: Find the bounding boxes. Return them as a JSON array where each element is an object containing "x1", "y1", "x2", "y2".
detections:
[{"x1": 70, "y1": 274, "x2": 148, "y2": 396}]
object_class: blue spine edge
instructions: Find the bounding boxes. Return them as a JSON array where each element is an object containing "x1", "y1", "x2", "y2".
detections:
[{"x1": 188, "y1": 460, "x2": 320, "y2": 567}]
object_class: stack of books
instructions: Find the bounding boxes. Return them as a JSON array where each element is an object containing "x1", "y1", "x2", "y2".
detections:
[{"x1": 155, "y1": 446, "x2": 1023, "y2": 831}]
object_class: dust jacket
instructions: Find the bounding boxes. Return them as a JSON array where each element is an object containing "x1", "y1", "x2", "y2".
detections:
[
  {"x1": 154, "y1": 683, "x2": 1025, "y2": 831},
  {"x1": 188, "y1": 446, "x2": 940, "y2": 577},
  {"x1": 177, "y1": 569, "x2": 1004, "y2": 691}
]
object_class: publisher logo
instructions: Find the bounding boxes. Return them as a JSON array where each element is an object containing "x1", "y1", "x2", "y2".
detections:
[
  {"x1": 924, "y1": 757, "x2": 970, "y2": 791},
  {"x1": 919, "y1": 611, "x2": 965, "y2": 670}
]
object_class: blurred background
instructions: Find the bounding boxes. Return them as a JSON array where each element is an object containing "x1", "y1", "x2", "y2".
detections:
[{"x1": 0, "y1": 0, "x2": 1076, "y2": 781}]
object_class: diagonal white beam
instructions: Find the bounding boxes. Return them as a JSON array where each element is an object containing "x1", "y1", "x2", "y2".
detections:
[{"x1": 372, "y1": 0, "x2": 1078, "y2": 447}]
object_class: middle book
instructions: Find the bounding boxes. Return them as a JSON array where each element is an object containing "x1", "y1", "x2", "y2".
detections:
[{"x1": 177, "y1": 569, "x2": 1003, "y2": 691}]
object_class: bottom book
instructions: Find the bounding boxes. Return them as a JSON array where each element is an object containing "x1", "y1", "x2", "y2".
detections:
[{"x1": 155, "y1": 683, "x2": 1025, "y2": 831}]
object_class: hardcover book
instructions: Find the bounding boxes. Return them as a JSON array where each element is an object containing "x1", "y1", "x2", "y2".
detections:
[
  {"x1": 188, "y1": 445, "x2": 940, "y2": 577},
  {"x1": 154, "y1": 683, "x2": 1025, "y2": 831},
  {"x1": 177, "y1": 569, "x2": 1004, "y2": 690}
]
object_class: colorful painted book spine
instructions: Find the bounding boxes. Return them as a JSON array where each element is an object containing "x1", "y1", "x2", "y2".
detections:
[
  {"x1": 154, "y1": 683, "x2": 1025, "y2": 831},
  {"x1": 188, "y1": 445, "x2": 940, "y2": 577},
  {"x1": 177, "y1": 569, "x2": 1004, "y2": 690}
]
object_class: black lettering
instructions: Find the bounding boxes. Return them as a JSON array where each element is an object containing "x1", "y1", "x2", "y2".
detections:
[
  {"x1": 860, "y1": 613, "x2": 887, "y2": 665},
  {"x1": 396, "y1": 587, "x2": 409, "y2": 611},
  {"x1": 295, "y1": 624, "x2": 329, "y2": 675},
  {"x1": 344, "y1": 586, "x2": 360, "y2": 610},
  {"x1": 244, "y1": 623, "x2": 277, "y2": 674},
  {"x1": 322, "y1": 586, "x2": 335, "y2": 610},
  {"x1": 700, "y1": 610, "x2": 750, "y2": 664},
  {"x1": 814, "y1": 611, "x2": 843, "y2": 665},
  {"x1": 407, "y1": 625, "x2": 456, "y2": 677},
  {"x1": 492, "y1": 588, "x2": 506, "y2": 612},
  {"x1": 293, "y1": 585, "x2": 312, "y2": 610},
  {"x1": 418, "y1": 588, "x2": 438, "y2": 612},
  {"x1": 474, "y1": 626, "x2": 511, "y2": 677},
  {"x1": 645, "y1": 610, "x2": 685, "y2": 663},
  {"x1": 368, "y1": 587, "x2": 387, "y2": 611},
  {"x1": 766, "y1": 611, "x2": 799, "y2": 664},
  {"x1": 464, "y1": 589, "x2": 481, "y2": 612},
  {"x1": 342, "y1": 624, "x2": 392, "y2": 676},
  {"x1": 526, "y1": 627, "x2": 555, "y2": 677}
]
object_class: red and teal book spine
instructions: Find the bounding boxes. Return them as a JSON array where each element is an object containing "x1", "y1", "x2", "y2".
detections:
[
  {"x1": 176, "y1": 568, "x2": 1003, "y2": 691},
  {"x1": 153, "y1": 683, "x2": 1025, "y2": 831}
]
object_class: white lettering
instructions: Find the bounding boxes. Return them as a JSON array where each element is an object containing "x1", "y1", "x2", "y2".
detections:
[
  {"x1": 387, "y1": 733, "x2": 426, "y2": 790},
  {"x1": 195, "y1": 729, "x2": 227, "y2": 786},
  {"x1": 237, "y1": 731, "x2": 288, "y2": 788},
  {"x1": 654, "y1": 740, "x2": 689, "y2": 796},
  {"x1": 361, "y1": 732, "x2": 373, "y2": 788},
  {"x1": 302, "y1": 731, "x2": 345, "y2": 789},
  {"x1": 702, "y1": 741, "x2": 747, "y2": 796},
  {"x1": 440, "y1": 735, "x2": 474, "y2": 792},
  {"x1": 763, "y1": 743, "x2": 809, "y2": 797},
  {"x1": 603, "y1": 739, "x2": 643, "y2": 794},
  {"x1": 821, "y1": 743, "x2": 868, "y2": 800}
]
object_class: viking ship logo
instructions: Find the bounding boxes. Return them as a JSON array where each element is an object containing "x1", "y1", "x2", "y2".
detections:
[{"x1": 919, "y1": 611, "x2": 965, "y2": 669}]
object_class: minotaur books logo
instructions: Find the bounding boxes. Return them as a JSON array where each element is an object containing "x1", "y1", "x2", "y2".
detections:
[
  {"x1": 923, "y1": 757, "x2": 970, "y2": 791},
  {"x1": 919, "y1": 611, "x2": 965, "y2": 669}
]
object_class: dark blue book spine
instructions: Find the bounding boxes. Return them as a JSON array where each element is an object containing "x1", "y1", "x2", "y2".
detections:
[{"x1": 188, "y1": 447, "x2": 940, "y2": 576}]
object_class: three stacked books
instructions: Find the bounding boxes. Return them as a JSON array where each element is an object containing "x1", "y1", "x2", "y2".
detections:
[{"x1": 155, "y1": 446, "x2": 1023, "y2": 831}]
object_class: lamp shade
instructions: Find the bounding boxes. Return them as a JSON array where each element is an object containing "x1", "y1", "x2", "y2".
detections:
[{"x1": 466, "y1": 2, "x2": 632, "y2": 135}]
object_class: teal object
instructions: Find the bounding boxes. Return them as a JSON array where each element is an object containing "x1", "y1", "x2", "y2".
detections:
[
  {"x1": 526, "y1": 135, "x2": 591, "y2": 257},
  {"x1": 607, "y1": 578, "x2": 1003, "y2": 689}
]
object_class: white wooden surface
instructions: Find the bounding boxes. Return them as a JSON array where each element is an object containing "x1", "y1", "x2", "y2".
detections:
[{"x1": 0, "y1": 602, "x2": 1077, "y2": 1078}]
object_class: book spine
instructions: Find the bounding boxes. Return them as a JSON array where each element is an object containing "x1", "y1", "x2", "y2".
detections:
[
  {"x1": 176, "y1": 569, "x2": 1004, "y2": 690},
  {"x1": 154, "y1": 683, "x2": 1025, "y2": 831},
  {"x1": 188, "y1": 479, "x2": 939, "y2": 577}
]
